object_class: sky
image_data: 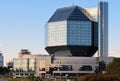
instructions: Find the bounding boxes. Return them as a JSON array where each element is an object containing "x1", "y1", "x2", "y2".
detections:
[{"x1": 0, "y1": 0, "x2": 120, "y2": 65}]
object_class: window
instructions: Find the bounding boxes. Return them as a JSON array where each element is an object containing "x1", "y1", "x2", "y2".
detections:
[
  {"x1": 67, "y1": 21, "x2": 92, "y2": 46},
  {"x1": 46, "y1": 21, "x2": 67, "y2": 46}
]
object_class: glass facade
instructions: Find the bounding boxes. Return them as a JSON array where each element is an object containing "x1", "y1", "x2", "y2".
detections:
[
  {"x1": 14, "y1": 59, "x2": 28, "y2": 72},
  {"x1": 29, "y1": 58, "x2": 36, "y2": 72},
  {"x1": 53, "y1": 57, "x2": 97, "y2": 71},
  {"x1": 13, "y1": 58, "x2": 36, "y2": 73},
  {"x1": 46, "y1": 20, "x2": 92, "y2": 47},
  {"x1": 47, "y1": 21, "x2": 67, "y2": 46},
  {"x1": 94, "y1": 23, "x2": 98, "y2": 47},
  {"x1": 45, "y1": 6, "x2": 98, "y2": 56},
  {"x1": 67, "y1": 21, "x2": 92, "y2": 46},
  {"x1": 99, "y1": 2, "x2": 108, "y2": 57}
]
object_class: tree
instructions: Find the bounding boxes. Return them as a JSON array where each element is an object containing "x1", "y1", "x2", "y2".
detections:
[
  {"x1": 95, "y1": 61, "x2": 106, "y2": 74},
  {"x1": 0, "y1": 67, "x2": 10, "y2": 75},
  {"x1": 99, "y1": 61, "x2": 106, "y2": 72},
  {"x1": 106, "y1": 58, "x2": 120, "y2": 73}
]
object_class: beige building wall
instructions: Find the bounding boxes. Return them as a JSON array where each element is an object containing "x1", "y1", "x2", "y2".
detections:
[{"x1": 13, "y1": 53, "x2": 114, "y2": 77}]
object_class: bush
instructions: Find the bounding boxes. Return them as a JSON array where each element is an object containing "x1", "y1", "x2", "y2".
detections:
[
  {"x1": 106, "y1": 58, "x2": 120, "y2": 74},
  {"x1": 78, "y1": 73, "x2": 120, "y2": 81}
]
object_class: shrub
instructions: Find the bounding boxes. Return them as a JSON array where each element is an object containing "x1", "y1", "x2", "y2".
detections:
[{"x1": 78, "y1": 73, "x2": 120, "y2": 81}]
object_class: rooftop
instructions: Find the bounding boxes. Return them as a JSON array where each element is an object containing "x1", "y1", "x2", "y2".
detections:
[{"x1": 48, "y1": 6, "x2": 96, "y2": 22}]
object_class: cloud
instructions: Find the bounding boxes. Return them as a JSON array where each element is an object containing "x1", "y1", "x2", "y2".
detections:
[{"x1": 109, "y1": 49, "x2": 120, "y2": 57}]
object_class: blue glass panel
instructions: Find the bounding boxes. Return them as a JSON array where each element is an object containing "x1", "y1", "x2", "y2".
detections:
[{"x1": 48, "y1": 6, "x2": 90, "y2": 22}]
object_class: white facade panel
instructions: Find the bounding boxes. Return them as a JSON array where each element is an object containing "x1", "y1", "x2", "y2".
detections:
[
  {"x1": 46, "y1": 21, "x2": 67, "y2": 46},
  {"x1": 84, "y1": 8, "x2": 98, "y2": 21}
]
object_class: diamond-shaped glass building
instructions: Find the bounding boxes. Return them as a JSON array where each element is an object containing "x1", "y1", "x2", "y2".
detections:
[{"x1": 45, "y1": 6, "x2": 98, "y2": 57}]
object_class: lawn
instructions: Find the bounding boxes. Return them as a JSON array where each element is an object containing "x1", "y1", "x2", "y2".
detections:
[
  {"x1": 3, "y1": 77, "x2": 30, "y2": 81},
  {"x1": 3, "y1": 77, "x2": 76, "y2": 81}
]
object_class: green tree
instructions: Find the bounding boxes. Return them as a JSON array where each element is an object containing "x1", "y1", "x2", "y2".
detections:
[
  {"x1": 99, "y1": 61, "x2": 106, "y2": 72},
  {"x1": 95, "y1": 61, "x2": 106, "y2": 74},
  {"x1": 0, "y1": 67, "x2": 10, "y2": 75},
  {"x1": 106, "y1": 58, "x2": 120, "y2": 73}
]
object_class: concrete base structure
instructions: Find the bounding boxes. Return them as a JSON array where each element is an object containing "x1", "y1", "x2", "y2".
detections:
[{"x1": 13, "y1": 51, "x2": 113, "y2": 78}]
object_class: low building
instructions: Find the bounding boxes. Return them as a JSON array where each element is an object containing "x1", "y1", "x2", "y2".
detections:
[
  {"x1": 13, "y1": 50, "x2": 113, "y2": 78},
  {"x1": 13, "y1": 49, "x2": 50, "y2": 77},
  {"x1": 0, "y1": 52, "x2": 3, "y2": 67}
]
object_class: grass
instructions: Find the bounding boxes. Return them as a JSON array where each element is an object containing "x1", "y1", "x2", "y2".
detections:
[
  {"x1": 3, "y1": 77, "x2": 30, "y2": 81},
  {"x1": 56, "y1": 79, "x2": 76, "y2": 81},
  {"x1": 3, "y1": 77, "x2": 76, "y2": 81}
]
